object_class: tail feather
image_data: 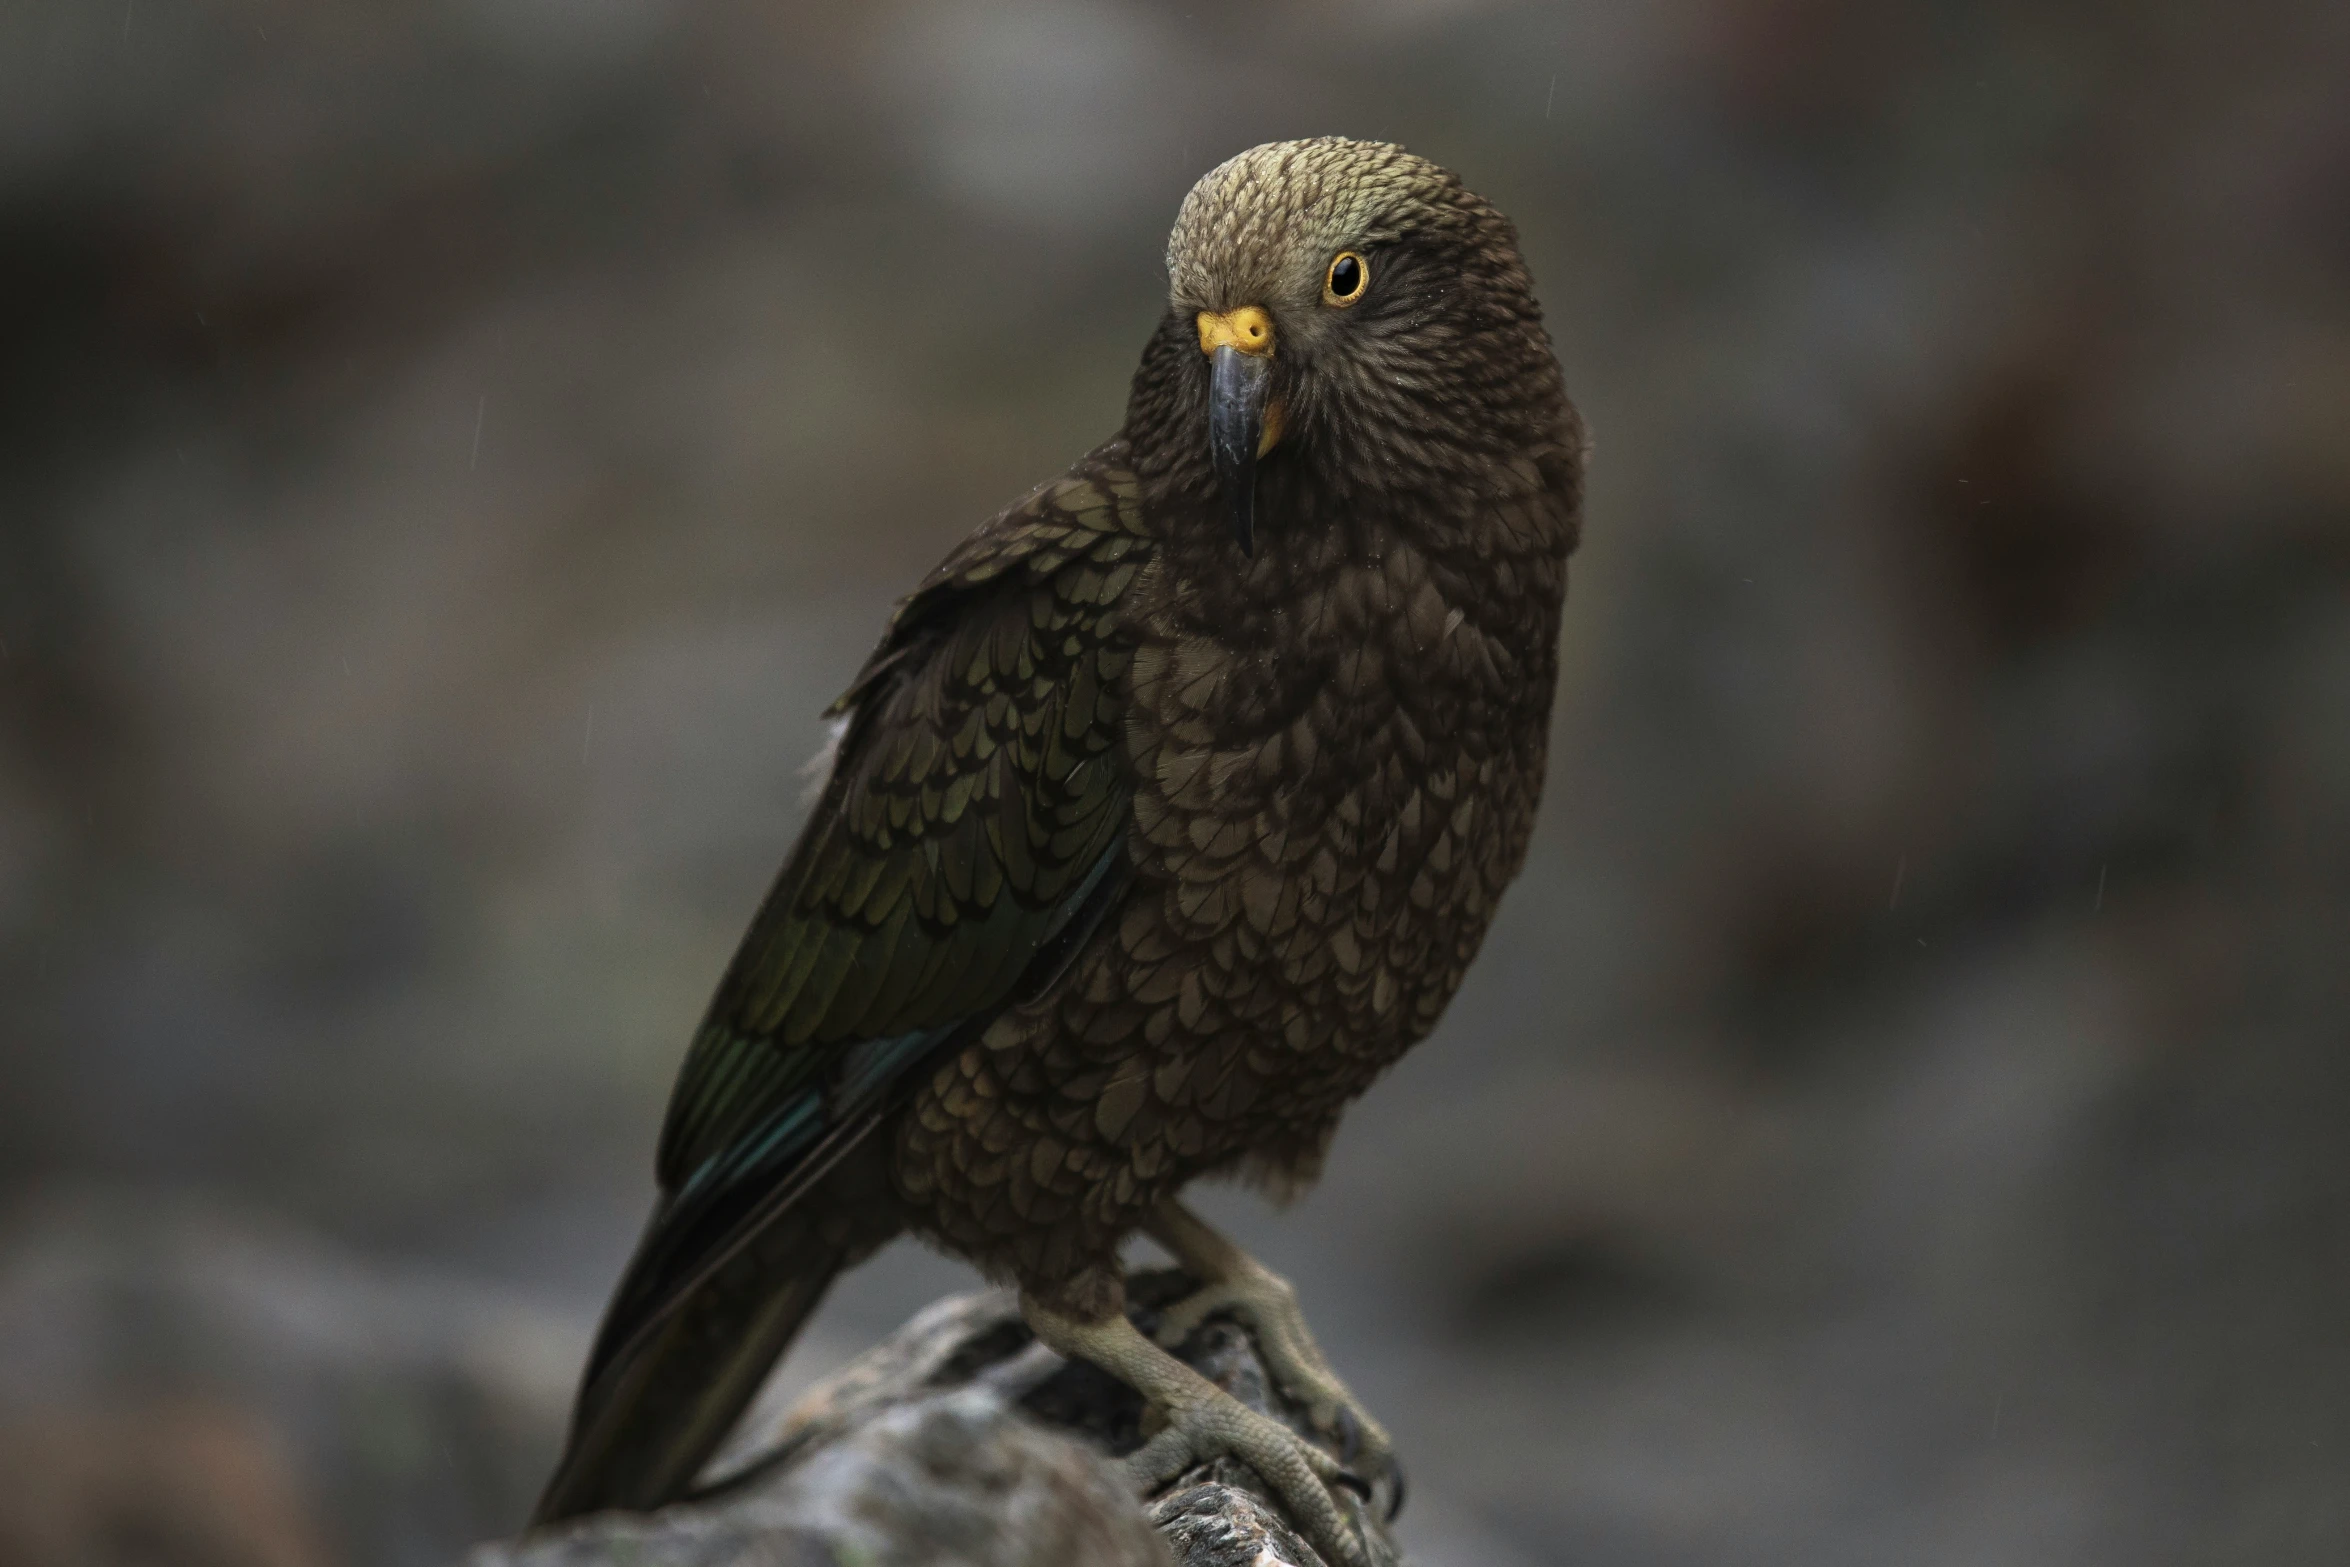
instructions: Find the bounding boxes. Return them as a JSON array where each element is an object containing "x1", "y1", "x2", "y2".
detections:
[
  {"x1": 533, "y1": 1217, "x2": 844, "y2": 1525},
  {"x1": 534, "y1": 1132, "x2": 903, "y2": 1528}
]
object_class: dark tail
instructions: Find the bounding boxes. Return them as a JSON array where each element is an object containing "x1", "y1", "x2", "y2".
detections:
[{"x1": 532, "y1": 1204, "x2": 849, "y2": 1525}]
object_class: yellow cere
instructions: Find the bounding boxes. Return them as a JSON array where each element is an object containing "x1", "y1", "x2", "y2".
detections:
[{"x1": 1196, "y1": 305, "x2": 1276, "y2": 357}]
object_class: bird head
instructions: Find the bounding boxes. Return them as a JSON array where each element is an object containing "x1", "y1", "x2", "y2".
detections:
[{"x1": 1134, "y1": 138, "x2": 1564, "y2": 557}]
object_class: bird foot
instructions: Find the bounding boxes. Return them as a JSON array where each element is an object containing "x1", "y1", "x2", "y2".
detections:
[
  {"x1": 1021, "y1": 1294, "x2": 1373, "y2": 1567},
  {"x1": 1126, "y1": 1382, "x2": 1373, "y2": 1567},
  {"x1": 1146, "y1": 1209, "x2": 1405, "y2": 1521}
]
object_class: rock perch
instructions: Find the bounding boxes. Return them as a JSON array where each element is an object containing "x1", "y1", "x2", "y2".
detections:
[{"x1": 477, "y1": 1270, "x2": 1405, "y2": 1567}]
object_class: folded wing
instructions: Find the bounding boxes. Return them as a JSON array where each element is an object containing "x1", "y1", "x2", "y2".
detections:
[{"x1": 576, "y1": 463, "x2": 1150, "y2": 1402}]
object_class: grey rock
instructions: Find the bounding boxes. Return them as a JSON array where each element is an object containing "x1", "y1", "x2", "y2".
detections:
[
  {"x1": 483, "y1": 1389, "x2": 1159, "y2": 1567},
  {"x1": 474, "y1": 1271, "x2": 1405, "y2": 1567}
]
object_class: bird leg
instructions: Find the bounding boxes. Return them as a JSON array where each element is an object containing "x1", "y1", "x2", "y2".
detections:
[
  {"x1": 1141, "y1": 1200, "x2": 1402, "y2": 1518},
  {"x1": 1019, "y1": 1291, "x2": 1370, "y2": 1567}
]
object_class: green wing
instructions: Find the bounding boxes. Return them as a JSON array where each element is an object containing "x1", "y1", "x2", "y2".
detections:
[{"x1": 579, "y1": 460, "x2": 1149, "y2": 1387}]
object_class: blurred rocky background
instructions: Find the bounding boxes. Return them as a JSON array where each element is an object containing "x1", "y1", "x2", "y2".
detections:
[{"x1": 2, "y1": 1, "x2": 2346, "y2": 1564}]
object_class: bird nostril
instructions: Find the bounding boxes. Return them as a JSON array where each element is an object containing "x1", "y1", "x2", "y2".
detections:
[{"x1": 1196, "y1": 306, "x2": 1276, "y2": 358}]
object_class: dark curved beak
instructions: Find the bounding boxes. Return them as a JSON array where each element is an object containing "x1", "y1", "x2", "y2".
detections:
[{"x1": 1208, "y1": 343, "x2": 1272, "y2": 557}]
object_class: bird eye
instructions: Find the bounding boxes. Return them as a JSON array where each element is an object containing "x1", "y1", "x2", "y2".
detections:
[{"x1": 1323, "y1": 252, "x2": 1368, "y2": 307}]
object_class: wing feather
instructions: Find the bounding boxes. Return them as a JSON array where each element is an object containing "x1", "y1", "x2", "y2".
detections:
[{"x1": 581, "y1": 457, "x2": 1149, "y2": 1393}]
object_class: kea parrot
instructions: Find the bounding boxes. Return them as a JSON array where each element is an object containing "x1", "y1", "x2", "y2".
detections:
[{"x1": 534, "y1": 137, "x2": 1584, "y2": 1566}]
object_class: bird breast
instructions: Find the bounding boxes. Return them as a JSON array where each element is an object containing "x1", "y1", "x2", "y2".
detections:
[{"x1": 1115, "y1": 530, "x2": 1553, "y2": 1081}]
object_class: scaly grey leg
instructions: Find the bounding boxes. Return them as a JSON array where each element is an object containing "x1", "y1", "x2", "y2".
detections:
[
  {"x1": 1020, "y1": 1290, "x2": 1369, "y2": 1567},
  {"x1": 1142, "y1": 1200, "x2": 1402, "y2": 1518}
]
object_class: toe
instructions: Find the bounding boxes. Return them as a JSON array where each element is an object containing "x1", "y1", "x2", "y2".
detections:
[{"x1": 1123, "y1": 1424, "x2": 1200, "y2": 1495}]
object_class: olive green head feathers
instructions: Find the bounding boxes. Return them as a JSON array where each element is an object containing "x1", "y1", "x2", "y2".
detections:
[{"x1": 1127, "y1": 137, "x2": 1577, "y2": 551}]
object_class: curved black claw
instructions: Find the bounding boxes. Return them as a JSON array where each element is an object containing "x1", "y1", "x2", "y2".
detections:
[{"x1": 1327, "y1": 1400, "x2": 1403, "y2": 1521}]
